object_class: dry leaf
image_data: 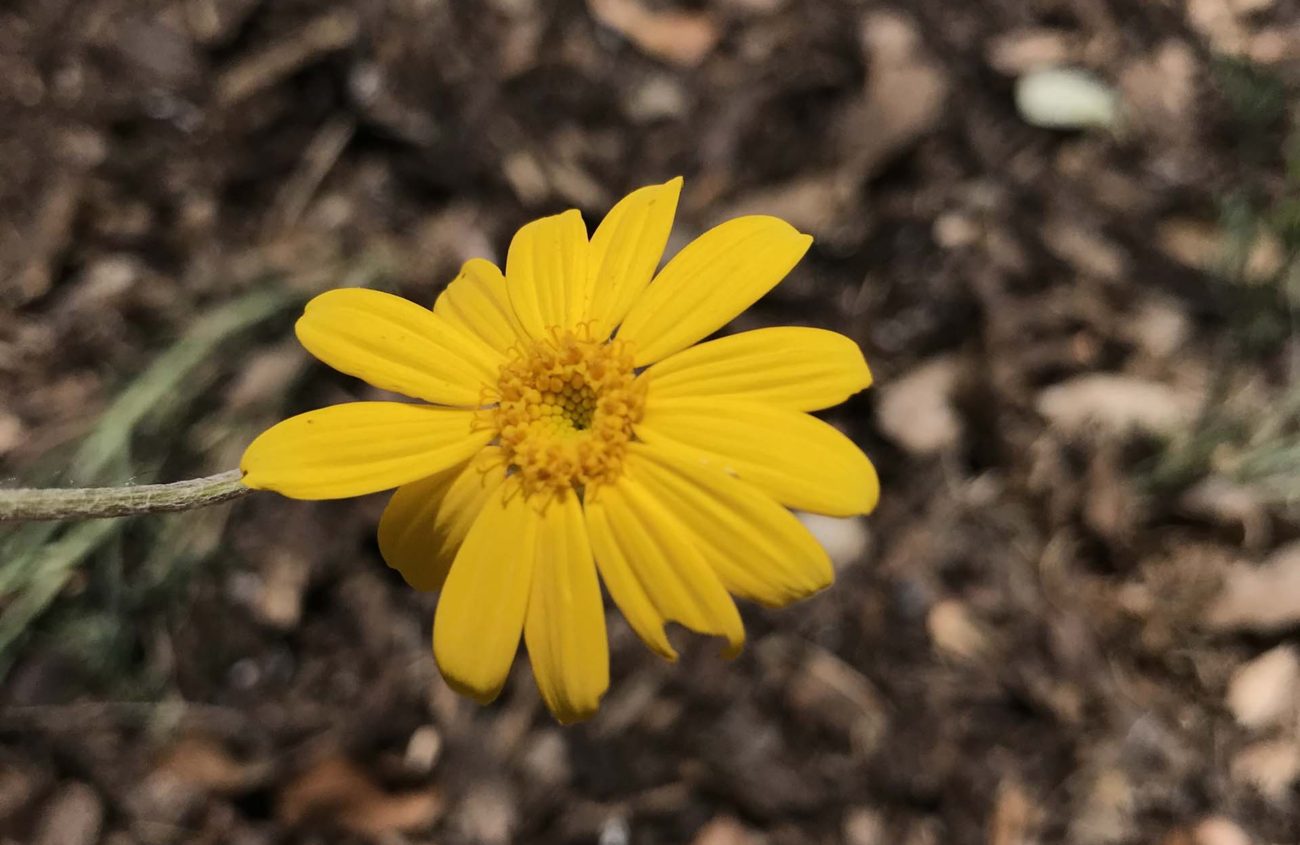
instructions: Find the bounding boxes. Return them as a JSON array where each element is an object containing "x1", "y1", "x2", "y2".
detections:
[
  {"x1": 154, "y1": 736, "x2": 269, "y2": 794},
  {"x1": 587, "y1": 0, "x2": 719, "y2": 67},
  {"x1": 277, "y1": 756, "x2": 443, "y2": 838}
]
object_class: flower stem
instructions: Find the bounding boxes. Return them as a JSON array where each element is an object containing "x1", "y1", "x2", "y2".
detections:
[{"x1": 0, "y1": 471, "x2": 250, "y2": 523}]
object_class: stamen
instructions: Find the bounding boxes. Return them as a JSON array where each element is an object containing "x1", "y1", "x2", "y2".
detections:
[{"x1": 483, "y1": 329, "x2": 646, "y2": 503}]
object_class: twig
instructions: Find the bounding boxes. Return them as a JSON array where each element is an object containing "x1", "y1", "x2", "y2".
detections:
[{"x1": 0, "y1": 470, "x2": 251, "y2": 522}]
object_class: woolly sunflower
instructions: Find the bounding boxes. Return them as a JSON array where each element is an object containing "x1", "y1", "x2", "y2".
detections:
[{"x1": 241, "y1": 178, "x2": 878, "y2": 722}]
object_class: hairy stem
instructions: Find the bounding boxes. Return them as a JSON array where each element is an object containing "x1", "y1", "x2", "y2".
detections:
[{"x1": 0, "y1": 471, "x2": 251, "y2": 522}]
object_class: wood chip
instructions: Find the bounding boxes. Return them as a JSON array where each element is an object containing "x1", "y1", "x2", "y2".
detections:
[
  {"x1": 1206, "y1": 542, "x2": 1300, "y2": 633},
  {"x1": 1037, "y1": 374, "x2": 1198, "y2": 439}
]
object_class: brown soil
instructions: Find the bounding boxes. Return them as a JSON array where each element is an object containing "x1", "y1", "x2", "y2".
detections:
[{"x1": 3, "y1": 1, "x2": 1300, "y2": 843}]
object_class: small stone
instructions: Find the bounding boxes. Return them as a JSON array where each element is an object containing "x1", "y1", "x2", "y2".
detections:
[
  {"x1": 1043, "y1": 217, "x2": 1129, "y2": 280},
  {"x1": 1157, "y1": 218, "x2": 1285, "y2": 281},
  {"x1": 404, "y1": 725, "x2": 442, "y2": 775},
  {"x1": 0, "y1": 411, "x2": 24, "y2": 458},
  {"x1": 1188, "y1": 0, "x2": 1248, "y2": 53},
  {"x1": 876, "y1": 356, "x2": 961, "y2": 455},
  {"x1": 34, "y1": 782, "x2": 102, "y2": 845},
  {"x1": 1069, "y1": 768, "x2": 1134, "y2": 845},
  {"x1": 599, "y1": 815, "x2": 631, "y2": 845},
  {"x1": 1016, "y1": 67, "x2": 1120, "y2": 131},
  {"x1": 933, "y1": 212, "x2": 980, "y2": 249},
  {"x1": 691, "y1": 815, "x2": 763, "y2": 845},
  {"x1": 843, "y1": 808, "x2": 886, "y2": 845},
  {"x1": 1206, "y1": 542, "x2": 1300, "y2": 633},
  {"x1": 987, "y1": 28, "x2": 1074, "y2": 75},
  {"x1": 254, "y1": 551, "x2": 309, "y2": 630},
  {"x1": 626, "y1": 76, "x2": 688, "y2": 122},
  {"x1": 799, "y1": 513, "x2": 870, "y2": 571},
  {"x1": 1193, "y1": 817, "x2": 1252, "y2": 845},
  {"x1": 989, "y1": 780, "x2": 1038, "y2": 845},
  {"x1": 1119, "y1": 42, "x2": 1198, "y2": 140},
  {"x1": 1231, "y1": 739, "x2": 1300, "y2": 801},
  {"x1": 1226, "y1": 645, "x2": 1300, "y2": 730},
  {"x1": 520, "y1": 729, "x2": 570, "y2": 790},
  {"x1": 1127, "y1": 299, "x2": 1191, "y2": 359},
  {"x1": 927, "y1": 600, "x2": 991, "y2": 662}
]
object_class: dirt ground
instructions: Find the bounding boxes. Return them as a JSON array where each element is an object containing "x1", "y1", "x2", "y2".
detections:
[{"x1": 3, "y1": 0, "x2": 1300, "y2": 843}]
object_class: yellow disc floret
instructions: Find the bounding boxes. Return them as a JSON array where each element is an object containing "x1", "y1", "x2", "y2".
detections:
[{"x1": 488, "y1": 329, "x2": 646, "y2": 501}]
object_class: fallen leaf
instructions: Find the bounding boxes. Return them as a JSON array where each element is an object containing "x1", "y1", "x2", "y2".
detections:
[
  {"x1": 587, "y1": 0, "x2": 719, "y2": 67},
  {"x1": 277, "y1": 756, "x2": 443, "y2": 838},
  {"x1": 154, "y1": 736, "x2": 270, "y2": 794},
  {"x1": 1157, "y1": 218, "x2": 1285, "y2": 281}
]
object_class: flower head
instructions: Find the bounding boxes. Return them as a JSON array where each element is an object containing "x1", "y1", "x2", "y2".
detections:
[{"x1": 241, "y1": 178, "x2": 878, "y2": 722}]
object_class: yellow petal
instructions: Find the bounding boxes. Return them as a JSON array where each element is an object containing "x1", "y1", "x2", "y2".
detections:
[
  {"x1": 296, "y1": 288, "x2": 502, "y2": 406},
  {"x1": 644, "y1": 327, "x2": 872, "y2": 411},
  {"x1": 618, "y1": 216, "x2": 813, "y2": 365},
  {"x1": 524, "y1": 492, "x2": 609, "y2": 723},
  {"x1": 433, "y1": 259, "x2": 527, "y2": 354},
  {"x1": 378, "y1": 447, "x2": 507, "y2": 592},
  {"x1": 626, "y1": 443, "x2": 833, "y2": 607},
  {"x1": 241, "y1": 402, "x2": 489, "y2": 500},
  {"x1": 637, "y1": 397, "x2": 879, "y2": 517},
  {"x1": 433, "y1": 479, "x2": 534, "y2": 703},
  {"x1": 586, "y1": 178, "x2": 682, "y2": 339},
  {"x1": 586, "y1": 470, "x2": 744, "y2": 661},
  {"x1": 505, "y1": 209, "x2": 590, "y2": 337}
]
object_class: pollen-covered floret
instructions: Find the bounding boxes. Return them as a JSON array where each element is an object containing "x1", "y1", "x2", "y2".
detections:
[{"x1": 487, "y1": 329, "x2": 646, "y2": 501}]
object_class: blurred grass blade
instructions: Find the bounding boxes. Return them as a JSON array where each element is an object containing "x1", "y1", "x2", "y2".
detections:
[{"x1": 0, "y1": 286, "x2": 298, "y2": 672}]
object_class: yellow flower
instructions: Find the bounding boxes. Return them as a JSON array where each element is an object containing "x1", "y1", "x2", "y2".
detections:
[{"x1": 240, "y1": 178, "x2": 878, "y2": 722}]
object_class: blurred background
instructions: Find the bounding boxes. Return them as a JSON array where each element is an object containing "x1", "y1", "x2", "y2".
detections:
[{"x1": 2, "y1": 0, "x2": 1300, "y2": 843}]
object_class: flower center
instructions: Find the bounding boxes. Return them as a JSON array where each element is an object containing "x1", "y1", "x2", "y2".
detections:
[{"x1": 488, "y1": 329, "x2": 646, "y2": 501}]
